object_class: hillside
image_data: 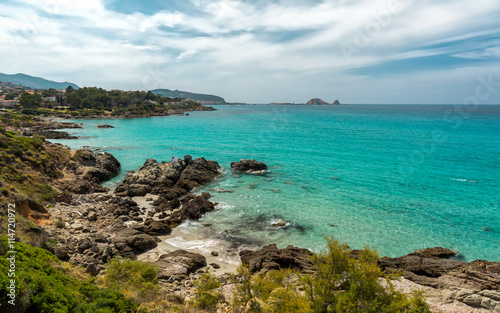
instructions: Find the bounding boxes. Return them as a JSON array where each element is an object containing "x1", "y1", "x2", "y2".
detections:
[
  {"x1": 152, "y1": 88, "x2": 226, "y2": 104},
  {"x1": 0, "y1": 72, "x2": 79, "y2": 90}
]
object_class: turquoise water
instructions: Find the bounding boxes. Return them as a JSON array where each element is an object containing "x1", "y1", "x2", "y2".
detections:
[{"x1": 50, "y1": 105, "x2": 500, "y2": 261}]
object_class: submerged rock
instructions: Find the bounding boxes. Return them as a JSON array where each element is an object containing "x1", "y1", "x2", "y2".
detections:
[
  {"x1": 97, "y1": 124, "x2": 114, "y2": 129},
  {"x1": 231, "y1": 159, "x2": 268, "y2": 173}
]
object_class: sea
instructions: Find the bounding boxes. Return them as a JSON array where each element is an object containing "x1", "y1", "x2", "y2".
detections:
[{"x1": 49, "y1": 104, "x2": 500, "y2": 262}]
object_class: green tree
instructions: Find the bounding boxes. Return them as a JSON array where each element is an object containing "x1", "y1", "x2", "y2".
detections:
[
  {"x1": 19, "y1": 92, "x2": 42, "y2": 107},
  {"x1": 4, "y1": 93, "x2": 16, "y2": 100},
  {"x1": 66, "y1": 85, "x2": 75, "y2": 94}
]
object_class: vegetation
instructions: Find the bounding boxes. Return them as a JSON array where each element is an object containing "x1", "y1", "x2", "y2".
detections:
[
  {"x1": 0, "y1": 125, "x2": 67, "y2": 204},
  {"x1": 4, "y1": 86, "x2": 209, "y2": 117},
  {"x1": 98, "y1": 256, "x2": 160, "y2": 304},
  {"x1": 231, "y1": 236, "x2": 430, "y2": 313},
  {"x1": 19, "y1": 92, "x2": 42, "y2": 107},
  {"x1": 0, "y1": 236, "x2": 138, "y2": 313},
  {"x1": 190, "y1": 273, "x2": 221, "y2": 311}
]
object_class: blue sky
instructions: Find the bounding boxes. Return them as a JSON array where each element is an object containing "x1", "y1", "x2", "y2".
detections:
[{"x1": 1, "y1": 0, "x2": 500, "y2": 104}]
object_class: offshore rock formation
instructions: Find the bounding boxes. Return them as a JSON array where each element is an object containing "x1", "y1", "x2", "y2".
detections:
[
  {"x1": 230, "y1": 159, "x2": 268, "y2": 173},
  {"x1": 306, "y1": 98, "x2": 330, "y2": 105}
]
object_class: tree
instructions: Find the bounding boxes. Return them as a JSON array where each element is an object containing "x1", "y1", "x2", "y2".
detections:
[
  {"x1": 66, "y1": 85, "x2": 75, "y2": 94},
  {"x1": 4, "y1": 93, "x2": 16, "y2": 100},
  {"x1": 19, "y1": 92, "x2": 42, "y2": 107}
]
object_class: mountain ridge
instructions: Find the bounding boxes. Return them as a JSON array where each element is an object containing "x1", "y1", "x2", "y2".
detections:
[
  {"x1": 152, "y1": 88, "x2": 226, "y2": 104},
  {"x1": 0, "y1": 72, "x2": 79, "y2": 90}
]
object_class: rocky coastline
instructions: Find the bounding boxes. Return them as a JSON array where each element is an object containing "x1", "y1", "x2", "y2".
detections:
[{"x1": 4, "y1": 120, "x2": 499, "y2": 313}]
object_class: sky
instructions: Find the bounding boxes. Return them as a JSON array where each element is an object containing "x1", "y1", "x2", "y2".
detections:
[{"x1": 1, "y1": 0, "x2": 500, "y2": 104}]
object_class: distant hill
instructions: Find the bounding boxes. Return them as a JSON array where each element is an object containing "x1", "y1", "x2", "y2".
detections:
[
  {"x1": 152, "y1": 89, "x2": 226, "y2": 104},
  {"x1": 0, "y1": 72, "x2": 79, "y2": 90}
]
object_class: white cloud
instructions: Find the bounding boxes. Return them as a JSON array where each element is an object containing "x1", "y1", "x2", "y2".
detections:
[{"x1": 0, "y1": 0, "x2": 499, "y2": 103}]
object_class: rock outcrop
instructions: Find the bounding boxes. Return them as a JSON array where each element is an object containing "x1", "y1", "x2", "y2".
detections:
[
  {"x1": 155, "y1": 250, "x2": 207, "y2": 281},
  {"x1": 230, "y1": 159, "x2": 268, "y2": 173},
  {"x1": 60, "y1": 149, "x2": 121, "y2": 194},
  {"x1": 240, "y1": 244, "x2": 314, "y2": 274},
  {"x1": 306, "y1": 98, "x2": 330, "y2": 105},
  {"x1": 115, "y1": 156, "x2": 220, "y2": 197},
  {"x1": 380, "y1": 247, "x2": 500, "y2": 312}
]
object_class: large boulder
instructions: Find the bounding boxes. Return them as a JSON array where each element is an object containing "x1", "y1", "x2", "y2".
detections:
[
  {"x1": 155, "y1": 250, "x2": 207, "y2": 280},
  {"x1": 230, "y1": 159, "x2": 268, "y2": 173},
  {"x1": 113, "y1": 228, "x2": 159, "y2": 258},
  {"x1": 173, "y1": 158, "x2": 221, "y2": 193},
  {"x1": 115, "y1": 156, "x2": 220, "y2": 197},
  {"x1": 74, "y1": 149, "x2": 120, "y2": 181},
  {"x1": 167, "y1": 192, "x2": 216, "y2": 226},
  {"x1": 143, "y1": 219, "x2": 172, "y2": 236},
  {"x1": 240, "y1": 244, "x2": 314, "y2": 274},
  {"x1": 61, "y1": 149, "x2": 120, "y2": 194}
]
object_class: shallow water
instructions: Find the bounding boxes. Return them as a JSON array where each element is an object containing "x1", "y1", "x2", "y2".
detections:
[{"x1": 50, "y1": 104, "x2": 500, "y2": 261}]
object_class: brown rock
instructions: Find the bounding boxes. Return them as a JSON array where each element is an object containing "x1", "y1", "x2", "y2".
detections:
[
  {"x1": 230, "y1": 159, "x2": 268, "y2": 173},
  {"x1": 240, "y1": 244, "x2": 314, "y2": 274},
  {"x1": 155, "y1": 250, "x2": 207, "y2": 280}
]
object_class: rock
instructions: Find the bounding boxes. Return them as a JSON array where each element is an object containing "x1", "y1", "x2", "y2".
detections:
[
  {"x1": 85, "y1": 263, "x2": 99, "y2": 276},
  {"x1": 115, "y1": 156, "x2": 220, "y2": 197},
  {"x1": 114, "y1": 228, "x2": 158, "y2": 256},
  {"x1": 230, "y1": 159, "x2": 268, "y2": 173},
  {"x1": 211, "y1": 251, "x2": 219, "y2": 257},
  {"x1": 71, "y1": 222, "x2": 84, "y2": 230},
  {"x1": 87, "y1": 211, "x2": 98, "y2": 221},
  {"x1": 78, "y1": 240, "x2": 93, "y2": 253},
  {"x1": 210, "y1": 263, "x2": 220, "y2": 269},
  {"x1": 413, "y1": 247, "x2": 458, "y2": 259},
  {"x1": 60, "y1": 149, "x2": 120, "y2": 194},
  {"x1": 74, "y1": 149, "x2": 120, "y2": 182},
  {"x1": 38, "y1": 130, "x2": 78, "y2": 139},
  {"x1": 144, "y1": 220, "x2": 172, "y2": 236},
  {"x1": 97, "y1": 124, "x2": 114, "y2": 129},
  {"x1": 173, "y1": 158, "x2": 221, "y2": 193},
  {"x1": 240, "y1": 244, "x2": 314, "y2": 274},
  {"x1": 155, "y1": 250, "x2": 207, "y2": 280},
  {"x1": 62, "y1": 179, "x2": 107, "y2": 194},
  {"x1": 167, "y1": 193, "x2": 216, "y2": 226},
  {"x1": 53, "y1": 246, "x2": 70, "y2": 261},
  {"x1": 379, "y1": 247, "x2": 500, "y2": 309},
  {"x1": 332, "y1": 100, "x2": 342, "y2": 105},
  {"x1": 271, "y1": 220, "x2": 287, "y2": 227},
  {"x1": 306, "y1": 98, "x2": 329, "y2": 105}
]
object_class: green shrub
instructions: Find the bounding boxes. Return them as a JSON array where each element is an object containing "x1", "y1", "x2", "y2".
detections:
[
  {"x1": 232, "y1": 236, "x2": 431, "y2": 313},
  {"x1": 0, "y1": 236, "x2": 137, "y2": 312},
  {"x1": 190, "y1": 272, "x2": 221, "y2": 311},
  {"x1": 99, "y1": 256, "x2": 160, "y2": 304}
]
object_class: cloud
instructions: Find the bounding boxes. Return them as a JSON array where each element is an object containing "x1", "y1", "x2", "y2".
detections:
[{"x1": 0, "y1": 0, "x2": 499, "y2": 103}]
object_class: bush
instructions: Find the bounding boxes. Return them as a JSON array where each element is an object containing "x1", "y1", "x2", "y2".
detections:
[
  {"x1": 190, "y1": 272, "x2": 221, "y2": 311},
  {"x1": 0, "y1": 236, "x2": 138, "y2": 312},
  {"x1": 232, "y1": 236, "x2": 431, "y2": 313},
  {"x1": 98, "y1": 256, "x2": 160, "y2": 304}
]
